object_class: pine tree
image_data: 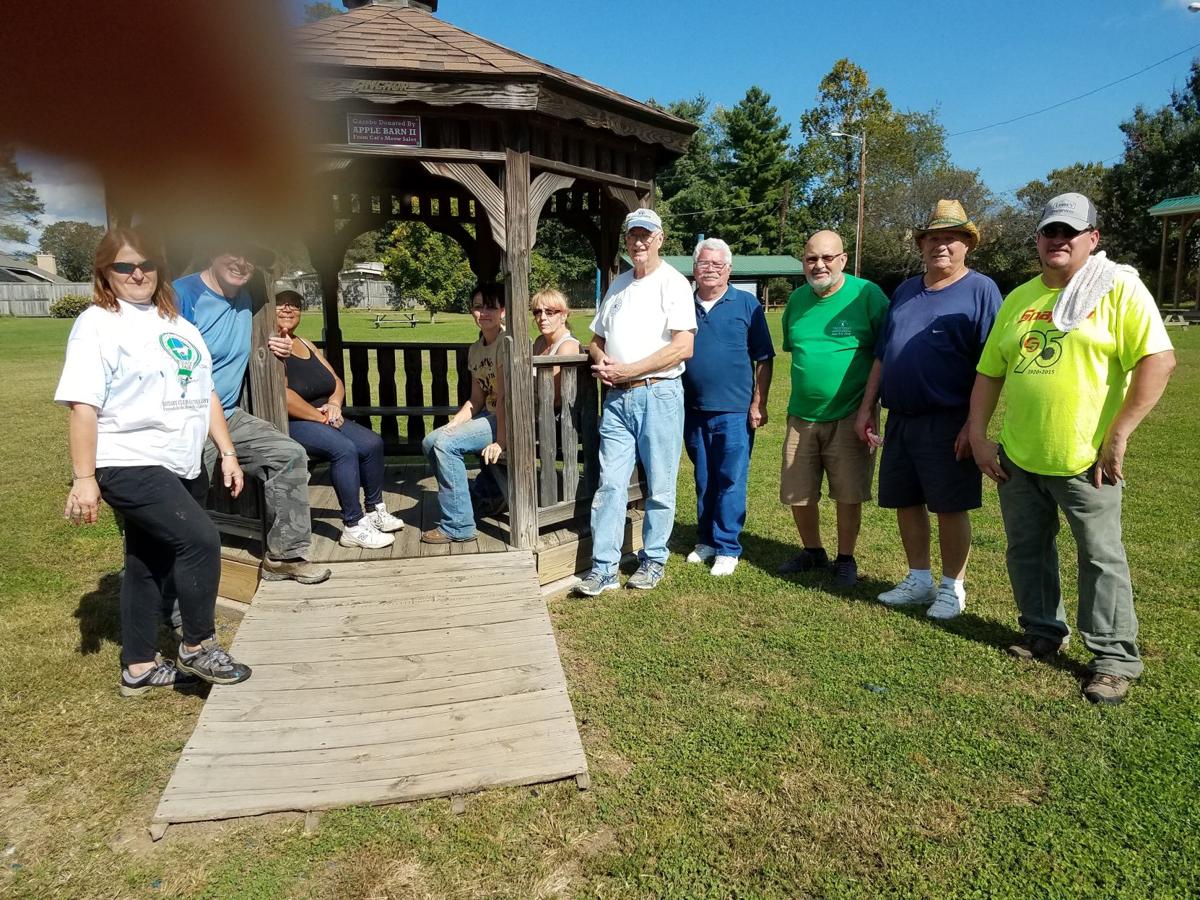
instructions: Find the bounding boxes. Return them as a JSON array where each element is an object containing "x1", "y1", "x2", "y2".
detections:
[
  {"x1": 714, "y1": 87, "x2": 791, "y2": 254},
  {"x1": 0, "y1": 145, "x2": 44, "y2": 248}
]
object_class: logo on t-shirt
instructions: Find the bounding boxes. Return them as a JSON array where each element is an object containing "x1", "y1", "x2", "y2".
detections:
[
  {"x1": 159, "y1": 333, "x2": 203, "y2": 393},
  {"x1": 830, "y1": 319, "x2": 853, "y2": 337},
  {"x1": 1014, "y1": 328, "x2": 1067, "y2": 374}
]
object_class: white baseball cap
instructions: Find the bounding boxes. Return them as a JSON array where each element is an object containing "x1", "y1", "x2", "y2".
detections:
[{"x1": 623, "y1": 207, "x2": 662, "y2": 233}]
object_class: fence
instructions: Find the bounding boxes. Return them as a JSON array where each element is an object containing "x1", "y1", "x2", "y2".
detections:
[{"x1": 0, "y1": 282, "x2": 91, "y2": 316}]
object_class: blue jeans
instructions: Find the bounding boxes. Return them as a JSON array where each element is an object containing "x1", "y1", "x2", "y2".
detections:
[
  {"x1": 684, "y1": 409, "x2": 753, "y2": 557},
  {"x1": 590, "y1": 378, "x2": 684, "y2": 576},
  {"x1": 290, "y1": 418, "x2": 385, "y2": 526},
  {"x1": 421, "y1": 413, "x2": 497, "y2": 539}
]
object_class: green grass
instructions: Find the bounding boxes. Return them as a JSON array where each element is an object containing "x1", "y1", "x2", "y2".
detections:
[{"x1": 2, "y1": 315, "x2": 1198, "y2": 899}]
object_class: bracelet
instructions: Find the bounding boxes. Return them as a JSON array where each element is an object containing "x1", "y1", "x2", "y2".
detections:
[
  {"x1": 221, "y1": 450, "x2": 238, "y2": 458},
  {"x1": 72, "y1": 472, "x2": 96, "y2": 480}
]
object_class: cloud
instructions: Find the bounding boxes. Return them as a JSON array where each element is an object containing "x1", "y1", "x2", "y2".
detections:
[{"x1": 12, "y1": 150, "x2": 106, "y2": 247}]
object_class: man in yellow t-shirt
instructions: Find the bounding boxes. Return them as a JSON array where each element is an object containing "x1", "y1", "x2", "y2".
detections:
[{"x1": 967, "y1": 193, "x2": 1175, "y2": 706}]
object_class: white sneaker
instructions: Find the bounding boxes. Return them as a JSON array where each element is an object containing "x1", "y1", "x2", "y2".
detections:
[
  {"x1": 878, "y1": 573, "x2": 937, "y2": 607},
  {"x1": 368, "y1": 503, "x2": 405, "y2": 533},
  {"x1": 926, "y1": 585, "x2": 966, "y2": 620},
  {"x1": 686, "y1": 543, "x2": 716, "y2": 564},
  {"x1": 711, "y1": 555, "x2": 738, "y2": 577},
  {"x1": 339, "y1": 520, "x2": 395, "y2": 550}
]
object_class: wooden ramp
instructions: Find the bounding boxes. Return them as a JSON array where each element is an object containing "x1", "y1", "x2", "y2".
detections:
[{"x1": 154, "y1": 551, "x2": 588, "y2": 824}]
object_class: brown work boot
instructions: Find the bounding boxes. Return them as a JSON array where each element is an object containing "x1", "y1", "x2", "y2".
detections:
[
  {"x1": 420, "y1": 527, "x2": 472, "y2": 544},
  {"x1": 1007, "y1": 634, "x2": 1068, "y2": 662},
  {"x1": 1082, "y1": 673, "x2": 1132, "y2": 706},
  {"x1": 261, "y1": 557, "x2": 332, "y2": 584}
]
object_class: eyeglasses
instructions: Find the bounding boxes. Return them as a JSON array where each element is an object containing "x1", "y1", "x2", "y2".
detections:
[
  {"x1": 804, "y1": 253, "x2": 844, "y2": 266},
  {"x1": 695, "y1": 261, "x2": 729, "y2": 271},
  {"x1": 1038, "y1": 224, "x2": 1094, "y2": 241},
  {"x1": 531, "y1": 308, "x2": 562, "y2": 317},
  {"x1": 110, "y1": 260, "x2": 157, "y2": 275}
]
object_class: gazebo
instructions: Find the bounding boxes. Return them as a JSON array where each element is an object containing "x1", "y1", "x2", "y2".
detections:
[
  {"x1": 1150, "y1": 194, "x2": 1200, "y2": 311},
  {"x1": 209, "y1": 0, "x2": 697, "y2": 591}
]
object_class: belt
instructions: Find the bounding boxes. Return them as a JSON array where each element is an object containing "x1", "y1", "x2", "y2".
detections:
[{"x1": 613, "y1": 376, "x2": 675, "y2": 390}]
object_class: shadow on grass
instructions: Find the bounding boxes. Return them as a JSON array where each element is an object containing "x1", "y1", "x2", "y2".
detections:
[{"x1": 75, "y1": 571, "x2": 122, "y2": 655}]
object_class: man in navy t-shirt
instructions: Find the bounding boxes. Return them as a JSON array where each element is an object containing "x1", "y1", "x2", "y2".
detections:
[
  {"x1": 681, "y1": 238, "x2": 775, "y2": 576},
  {"x1": 855, "y1": 200, "x2": 1000, "y2": 620}
]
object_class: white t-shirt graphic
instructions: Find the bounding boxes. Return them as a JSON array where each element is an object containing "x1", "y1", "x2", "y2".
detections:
[{"x1": 55, "y1": 300, "x2": 214, "y2": 478}]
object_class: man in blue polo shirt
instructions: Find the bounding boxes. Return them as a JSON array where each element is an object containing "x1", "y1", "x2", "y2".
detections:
[
  {"x1": 855, "y1": 200, "x2": 1000, "y2": 620},
  {"x1": 682, "y1": 238, "x2": 775, "y2": 576},
  {"x1": 174, "y1": 247, "x2": 330, "y2": 585}
]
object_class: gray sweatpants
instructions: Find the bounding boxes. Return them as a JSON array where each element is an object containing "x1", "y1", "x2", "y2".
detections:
[
  {"x1": 997, "y1": 449, "x2": 1141, "y2": 679},
  {"x1": 207, "y1": 408, "x2": 314, "y2": 561}
]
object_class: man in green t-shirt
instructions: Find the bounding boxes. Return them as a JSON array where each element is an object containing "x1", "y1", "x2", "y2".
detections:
[
  {"x1": 778, "y1": 230, "x2": 889, "y2": 587},
  {"x1": 967, "y1": 193, "x2": 1175, "y2": 706}
]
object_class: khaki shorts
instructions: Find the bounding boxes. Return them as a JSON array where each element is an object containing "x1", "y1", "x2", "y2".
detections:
[{"x1": 780, "y1": 413, "x2": 875, "y2": 505}]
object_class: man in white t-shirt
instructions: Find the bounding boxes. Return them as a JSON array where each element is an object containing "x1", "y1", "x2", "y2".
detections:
[{"x1": 576, "y1": 208, "x2": 697, "y2": 596}]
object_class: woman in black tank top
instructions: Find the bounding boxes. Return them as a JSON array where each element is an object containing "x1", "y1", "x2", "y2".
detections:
[{"x1": 275, "y1": 292, "x2": 405, "y2": 549}]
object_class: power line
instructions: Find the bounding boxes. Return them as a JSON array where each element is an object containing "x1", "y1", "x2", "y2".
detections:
[{"x1": 948, "y1": 41, "x2": 1200, "y2": 138}]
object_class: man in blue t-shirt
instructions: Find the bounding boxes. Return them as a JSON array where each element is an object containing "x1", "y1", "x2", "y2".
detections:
[
  {"x1": 855, "y1": 200, "x2": 1000, "y2": 620},
  {"x1": 175, "y1": 247, "x2": 330, "y2": 584},
  {"x1": 681, "y1": 238, "x2": 775, "y2": 577}
]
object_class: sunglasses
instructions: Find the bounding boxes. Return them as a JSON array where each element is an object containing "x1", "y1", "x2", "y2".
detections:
[
  {"x1": 110, "y1": 260, "x2": 157, "y2": 275},
  {"x1": 531, "y1": 308, "x2": 563, "y2": 317},
  {"x1": 1038, "y1": 224, "x2": 1093, "y2": 241}
]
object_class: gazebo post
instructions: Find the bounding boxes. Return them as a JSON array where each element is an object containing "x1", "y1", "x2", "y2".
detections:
[
  {"x1": 1174, "y1": 216, "x2": 1188, "y2": 308},
  {"x1": 310, "y1": 244, "x2": 346, "y2": 379},
  {"x1": 1158, "y1": 218, "x2": 1169, "y2": 303},
  {"x1": 502, "y1": 144, "x2": 538, "y2": 550}
]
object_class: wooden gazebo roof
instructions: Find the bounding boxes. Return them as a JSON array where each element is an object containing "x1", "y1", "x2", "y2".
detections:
[{"x1": 294, "y1": 2, "x2": 693, "y2": 155}]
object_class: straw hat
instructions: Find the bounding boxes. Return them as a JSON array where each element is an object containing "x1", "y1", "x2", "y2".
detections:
[{"x1": 915, "y1": 199, "x2": 980, "y2": 249}]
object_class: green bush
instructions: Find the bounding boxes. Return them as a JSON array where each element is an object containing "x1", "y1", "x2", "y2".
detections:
[{"x1": 48, "y1": 294, "x2": 92, "y2": 318}]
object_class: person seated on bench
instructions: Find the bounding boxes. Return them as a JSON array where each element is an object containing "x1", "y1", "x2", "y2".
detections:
[
  {"x1": 274, "y1": 291, "x2": 405, "y2": 550},
  {"x1": 530, "y1": 288, "x2": 582, "y2": 407},
  {"x1": 420, "y1": 283, "x2": 508, "y2": 544}
]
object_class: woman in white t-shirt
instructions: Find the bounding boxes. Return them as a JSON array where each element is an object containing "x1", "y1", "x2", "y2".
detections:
[{"x1": 56, "y1": 227, "x2": 253, "y2": 696}]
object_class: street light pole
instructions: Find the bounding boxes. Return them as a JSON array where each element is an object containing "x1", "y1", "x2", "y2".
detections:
[{"x1": 831, "y1": 130, "x2": 867, "y2": 276}]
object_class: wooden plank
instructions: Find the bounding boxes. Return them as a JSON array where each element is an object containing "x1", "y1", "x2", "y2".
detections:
[
  {"x1": 578, "y1": 372, "x2": 600, "y2": 496},
  {"x1": 348, "y1": 346, "x2": 371, "y2": 426},
  {"x1": 536, "y1": 366, "x2": 558, "y2": 507},
  {"x1": 375, "y1": 347, "x2": 399, "y2": 448},
  {"x1": 403, "y1": 347, "x2": 425, "y2": 446},
  {"x1": 219, "y1": 558, "x2": 259, "y2": 604},
  {"x1": 536, "y1": 510, "x2": 644, "y2": 585},
  {"x1": 157, "y1": 753, "x2": 586, "y2": 823},
  {"x1": 429, "y1": 346, "x2": 451, "y2": 429},
  {"x1": 559, "y1": 365, "x2": 579, "y2": 503},
  {"x1": 455, "y1": 347, "x2": 472, "y2": 405}
]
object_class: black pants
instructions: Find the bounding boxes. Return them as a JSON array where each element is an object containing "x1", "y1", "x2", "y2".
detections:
[{"x1": 96, "y1": 466, "x2": 220, "y2": 667}]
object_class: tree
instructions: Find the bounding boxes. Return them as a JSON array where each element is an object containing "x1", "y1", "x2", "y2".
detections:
[
  {"x1": 377, "y1": 221, "x2": 474, "y2": 322},
  {"x1": 651, "y1": 95, "x2": 723, "y2": 254},
  {"x1": 38, "y1": 220, "x2": 105, "y2": 281},
  {"x1": 973, "y1": 162, "x2": 1107, "y2": 293},
  {"x1": 792, "y1": 60, "x2": 955, "y2": 286},
  {"x1": 1104, "y1": 59, "x2": 1200, "y2": 280},
  {"x1": 304, "y1": 2, "x2": 341, "y2": 23},
  {"x1": 713, "y1": 87, "x2": 792, "y2": 255},
  {"x1": 0, "y1": 145, "x2": 43, "y2": 248}
]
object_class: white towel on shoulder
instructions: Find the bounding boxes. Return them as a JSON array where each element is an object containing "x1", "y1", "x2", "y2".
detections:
[{"x1": 1052, "y1": 251, "x2": 1138, "y2": 332}]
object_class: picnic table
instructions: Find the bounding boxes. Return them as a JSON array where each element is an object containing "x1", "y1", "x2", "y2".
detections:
[{"x1": 373, "y1": 312, "x2": 419, "y2": 328}]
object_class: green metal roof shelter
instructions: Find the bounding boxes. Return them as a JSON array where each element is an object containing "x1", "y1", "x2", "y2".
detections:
[
  {"x1": 620, "y1": 254, "x2": 805, "y2": 305},
  {"x1": 1149, "y1": 194, "x2": 1200, "y2": 309}
]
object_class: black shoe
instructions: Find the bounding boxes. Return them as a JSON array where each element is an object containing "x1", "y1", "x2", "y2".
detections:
[
  {"x1": 1007, "y1": 635, "x2": 1068, "y2": 662},
  {"x1": 177, "y1": 638, "x2": 252, "y2": 686},
  {"x1": 777, "y1": 548, "x2": 829, "y2": 576},
  {"x1": 831, "y1": 555, "x2": 858, "y2": 588}
]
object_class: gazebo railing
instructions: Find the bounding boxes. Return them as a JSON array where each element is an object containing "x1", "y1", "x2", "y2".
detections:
[{"x1": 312, "y1": 341, "x2": 637, "y2": 534}]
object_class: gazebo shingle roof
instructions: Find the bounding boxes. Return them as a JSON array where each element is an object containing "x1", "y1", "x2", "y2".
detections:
[{"x1": 294, "y1": 5, "x2": 690, "y2": 131}]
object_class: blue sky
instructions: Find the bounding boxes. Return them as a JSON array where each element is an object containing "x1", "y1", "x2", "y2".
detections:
[{"x1": 17, "y1": 0, "x2": 1200, "y2": 244}]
